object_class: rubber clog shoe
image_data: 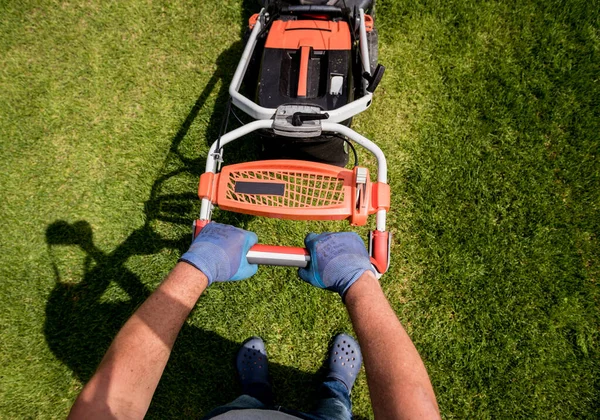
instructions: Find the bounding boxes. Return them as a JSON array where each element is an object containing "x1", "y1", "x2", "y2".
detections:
[
  {"x1": 236, "y1": 336, "x2": 270, "y2": 391},
  {"x1": 326, "y1": 333, "x2": 363, "y2": 392}
]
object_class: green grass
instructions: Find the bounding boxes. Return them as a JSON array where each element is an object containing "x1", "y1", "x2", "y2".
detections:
[{"x1": 1, "y1": 0, "x2": 598, "y2": 418}]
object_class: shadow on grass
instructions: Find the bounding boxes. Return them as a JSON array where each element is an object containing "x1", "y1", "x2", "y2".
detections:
[
  {"x1": 44, "y1": 216, "x2": 327, "y2": 418},
  {"x1": 41, "y1": 5, "x2": 338, "y2": 416}
]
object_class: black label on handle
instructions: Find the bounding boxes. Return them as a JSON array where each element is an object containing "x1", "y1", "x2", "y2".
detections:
[{"x1": 234, "y1": 181, "x2": 286, "y2": 196}]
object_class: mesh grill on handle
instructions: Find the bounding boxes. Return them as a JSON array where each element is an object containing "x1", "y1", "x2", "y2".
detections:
[
  {"x1": 206, "y1": 160, "x2": 369, "y2": 222},
  {"x1": 225, "y1": 170, "x2": 345, "y2": 208}
]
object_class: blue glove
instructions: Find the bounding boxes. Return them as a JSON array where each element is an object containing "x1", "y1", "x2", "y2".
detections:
[
  {"x1": 179, "y1": 222, "x2": 258, "y2": 285},
  {"x1": 298, "y1": 232, "x2": 376, "y2": 299}
]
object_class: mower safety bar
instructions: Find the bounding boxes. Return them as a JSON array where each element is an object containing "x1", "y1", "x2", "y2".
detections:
[
  {"x1": 201, "y1": 120, "x2": 388, "y2": 231},
  {"x1": 282, "y1": 5, "x2": 343, "y2": 14}
]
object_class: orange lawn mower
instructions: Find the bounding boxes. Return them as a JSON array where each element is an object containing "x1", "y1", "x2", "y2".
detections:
[{"x1": 193, "y1": 0, "x2": 391, "y2": 275}]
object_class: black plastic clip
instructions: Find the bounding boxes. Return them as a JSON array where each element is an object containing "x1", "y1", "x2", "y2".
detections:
[
  {"x1": 292, "y1": 112, "x2": 329, "y2": 126},
  {"x1": 363, "y1": 64, "x2": 385, "y2": 93}
]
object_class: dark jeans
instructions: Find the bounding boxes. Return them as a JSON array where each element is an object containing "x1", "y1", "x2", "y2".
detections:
[{"x1": 203, "y1": 379, "x2": 352, "y2": 420}]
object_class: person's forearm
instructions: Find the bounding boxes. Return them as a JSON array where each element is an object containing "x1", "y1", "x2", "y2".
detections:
[
  {"x1": 69, "y1": 262, "x2": 208, "y2": 420},
  {"x1": 345, "y1": 272, "x2": 440, "y2": 420}
]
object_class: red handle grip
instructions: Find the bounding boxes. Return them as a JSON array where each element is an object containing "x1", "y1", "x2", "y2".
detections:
[{"x1": 247, "y1": 244, "x2": 310, "y2": 267}]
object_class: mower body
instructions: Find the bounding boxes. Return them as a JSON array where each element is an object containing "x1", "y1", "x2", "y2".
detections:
[{"x1": 257, "y1": 19, "x2": 354, "y2": 111}]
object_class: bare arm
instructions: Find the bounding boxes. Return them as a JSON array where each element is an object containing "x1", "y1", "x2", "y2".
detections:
[
  {"x1": 345, "y1": 271, "x2": 441, "y2": 420},
  {"x1": 68, "y1": 262, "x2": 208, "y2": 420}
]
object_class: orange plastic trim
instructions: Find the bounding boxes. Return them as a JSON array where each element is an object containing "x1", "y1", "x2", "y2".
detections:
[
  {"x1": 265, "y1": 20, "x2": 351, "y2": 50},
  {"x1": 198, "y1": 172, "x2": 219, "y2": 201},
  {"x1": 193, "y1": 219, "x2": 210, "y2": 239},
  {"x1": 350, "y1": 167, "x2": 371, "y2": 226},
  {"x1": 297, "y1": 46, "x2": 310, "y2": 97},
  {"x1": 370, "y1": 230, "x2": 389, "y2": 273},
  {"x1": 370, "y1": 182, "x2": 391, "y2": 212},
  {"x1": 206, "y1": 160, "x2": 380, "y2": 225},
  {"x1": 248, "y1": 13, "x2": 259, "y2": 29},
  {"x1": 252, "y1": 244, "x2": 309, "y2": 256},
  {"x1": 364, "y1": 14, "x2": 374, "y2": 32}
]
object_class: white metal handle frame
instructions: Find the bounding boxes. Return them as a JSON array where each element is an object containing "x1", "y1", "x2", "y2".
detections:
[
  {"x1": 197, "y1": 120, "x2": 391, "y2": 273},
  {"x1": 228, "y1": 8, "x2": 375, "y2": 123},
  {"x1": 200, "y1": 120, "x2": 387, "y2": 228}
]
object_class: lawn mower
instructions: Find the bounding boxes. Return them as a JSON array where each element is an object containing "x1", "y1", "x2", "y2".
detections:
[{"x1": 193, "y1": 0, "x2": 391, "y2": 275}]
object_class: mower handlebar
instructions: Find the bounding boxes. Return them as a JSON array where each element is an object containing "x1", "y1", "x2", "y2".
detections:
[{"x1": 192, "y1": 220, "x2": 389, "y2": 274}]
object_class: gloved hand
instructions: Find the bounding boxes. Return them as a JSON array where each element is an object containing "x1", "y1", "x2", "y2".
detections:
[
  {"x1": 179, "y1": 222, "x2": 258, "y2": 285},
  {"x1": 298, "y1": 232, "x2": 376, "y2": 299}
]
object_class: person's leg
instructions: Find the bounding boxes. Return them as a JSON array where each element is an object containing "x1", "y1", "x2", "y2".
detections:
[
  {"x1": 241, "y1": 382, "x2": 274, "y2": 406},
  {"x1": 301, "y1": 334, "x2": 361, "y2": 420},
  {"x1": 202, "y1": 337, "x2": 275, "y2": 419},
  {"x1": 310, "y1": 378, "x2": 353, "y2": 420},
  {"x1": 236, "y1": 336, "x2": 274, "y2": 405}
]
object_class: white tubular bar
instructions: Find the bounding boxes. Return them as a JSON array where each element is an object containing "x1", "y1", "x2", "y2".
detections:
[
  {"x1": 202, "y1": 124, "x2": 388, "y2": 231},
  {"x1": 376, "y1": 209, "x2": 387, "y2": 232},
  {"x1": 325, "y1": 93, "x2": 373, "y2": 122},
  {"x1": 201, "y1": 121, "x2": 387, "y2": 231},
  {"x1": 230, "y1": 11, "x2": 263, "y2": 92},
  {"x1": 321, "y1": 123, "x2": 387, "y2": 183},
  {"x1": 247, "y1": 250, "x2": 310, "y2": 267},
  {"x1": 204, "y1": 119, "x2": 274, "y2": 173},
  {"x1": 199, "y1": 198, "x2": 212, "y2": 221},
  {"x1": 229, "y1": 10, "x2": 277, "y2": 120},
  {"x1": 199, "y1": 119, "x2": 273, "y2": 221},
  {"x1": 321, "y1": 122, "x2": 388, "y2": 232},
  {"x1": 359, "y1": 9, "x2": 371, "y2": 81}
]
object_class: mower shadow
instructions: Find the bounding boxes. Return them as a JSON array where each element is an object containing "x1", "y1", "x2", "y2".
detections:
[{"x1": 42, "y1": 22, "x2": 318, "y2": 419}]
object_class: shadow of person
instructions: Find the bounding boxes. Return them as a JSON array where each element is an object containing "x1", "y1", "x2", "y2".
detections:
[
  {"x1": 44, "y1": 220, "x2": 319, "y2": 418},
  {"x1": 42, "y1": 2, "x2": 323, "y2": 417},
  {"x1": 43, "y1": 1, "x2": 373, "y2": 417}
]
